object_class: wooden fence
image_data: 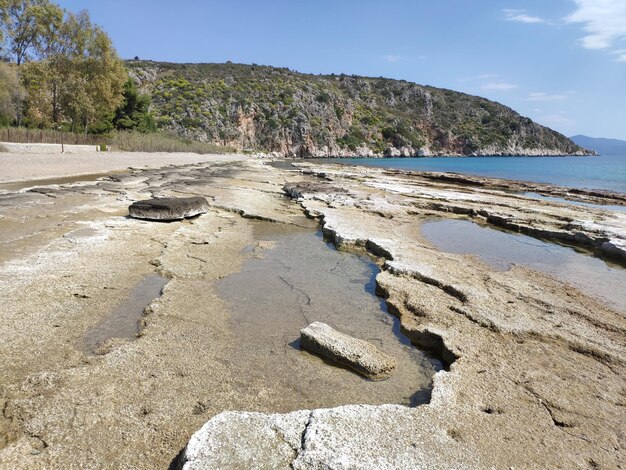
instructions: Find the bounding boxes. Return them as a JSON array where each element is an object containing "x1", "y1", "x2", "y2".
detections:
[{"x1": 0, "y1": 127, "x2": 105, "y2": 146}]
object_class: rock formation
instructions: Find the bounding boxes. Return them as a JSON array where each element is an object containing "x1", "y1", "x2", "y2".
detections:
[
  {"x1": 1, "y1": 156, "x2": 624, "y2": 469},
  {"x1": 128, "y1": 196, "x2": 209, "y2": 221},
  {"x1": 300, "y1": 322, "x2": 397, "y2": 380},
  {"x1": 128, "y1": 61, "x2": 594, "y2": 158}
]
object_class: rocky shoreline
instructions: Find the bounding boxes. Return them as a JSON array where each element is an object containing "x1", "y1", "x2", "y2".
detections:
[
  {"x1": 291, "y1": 162, "x2": 626, "y2": 264},
  {"x1": 301, "y1": 146, "x2": 596, "y2": 158},
  {"x1": 255, "y1": 148, "x2": 596, "y2": 159},
  {"x1": 0, "y1": 154, "x2": 624, "y2": 468}
]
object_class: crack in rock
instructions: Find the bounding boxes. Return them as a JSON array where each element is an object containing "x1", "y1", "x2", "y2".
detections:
[{"x1": 290, "y1": 411, "x2": 315, "y2": 469}]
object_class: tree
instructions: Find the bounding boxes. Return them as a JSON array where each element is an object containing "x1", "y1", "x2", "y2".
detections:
[
  {"x1": 3, "y1": 2, "x2": 128, "y2": 132},
  {"x1": 0, "y1": 1, "x2": 6, "y2": 50},
  {"x1": 113, "y1": 78, "x2": 156, "y2": 133},
  {"x1": 20, "y1": 7, "x2": 127, "y2": 132},
  {"x1": 0, "y1": 61, "x2": 25, "y2": 125},
  {"x1": 57, "y1": 10, "x2": 126, "y2": 132},
  {"x1": 0, "y1": 0, "x2": 63, "y2": 64},
  {"x1": 19, "y1": 59, "x2": 51, "y2": 127}
]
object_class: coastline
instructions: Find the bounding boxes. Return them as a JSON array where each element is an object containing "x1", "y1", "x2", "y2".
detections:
[
  {"x1": 298, "y1": 151, "x2": 597, "y2": 158},
  {"x1": 317, "y1": 160, "x2": 626, "y2": 204},
  {"x1": 0, "y1": 153, "x2": 624, "y2": 468},
  {"x1": 256, "y1": 150, "x2": 597, "y2": 160},
  {"x1": 315, "y1": 154, "x2": 626, "y2": 194}
]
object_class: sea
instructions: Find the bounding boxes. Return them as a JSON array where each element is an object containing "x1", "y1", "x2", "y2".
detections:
[{"x1": 323, "y1": 155, "x2": 626, "y2": 193}]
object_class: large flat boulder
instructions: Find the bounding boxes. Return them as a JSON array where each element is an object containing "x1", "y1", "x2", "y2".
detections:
[
  {"x1": 300, "y1": 322, "x2": 396, "y2": 380},
  {"x1": 128, "y1": 196, "x2": 209, "y2": 221},
  {"x1": 181, "y1": 410, "x2": 311, "y2": 469},
  {"x1": 179, "y1": 404, "x2": 483, "y2": 469}
]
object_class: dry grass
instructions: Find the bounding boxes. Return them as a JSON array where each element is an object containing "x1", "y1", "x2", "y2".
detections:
[
  {"x1": 0, "y1": 127, "x2": 235, "y2": 154},
  {"x1": 109, "y1": 132, "x2": 235, "y2": 154}
]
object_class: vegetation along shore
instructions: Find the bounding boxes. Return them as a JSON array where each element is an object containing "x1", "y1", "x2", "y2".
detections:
[{"x1": 1, "y1": 1, "x2": 592, "y2": 158}]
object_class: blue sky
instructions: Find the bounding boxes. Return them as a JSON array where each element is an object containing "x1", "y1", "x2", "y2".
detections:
[{"x1": 56, "y1": 0, "x2": 626, "y2": 140}]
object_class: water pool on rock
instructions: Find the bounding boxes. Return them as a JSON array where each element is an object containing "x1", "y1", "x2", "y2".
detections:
[
  {"x1": 421, "y1": 218, "x2": 626, "y2": 314},
  {"x1": 217, "y1": 221, "x2": 442, "y2": 409}
]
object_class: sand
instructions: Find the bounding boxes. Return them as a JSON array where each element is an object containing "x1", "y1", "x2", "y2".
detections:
[{"x1": 0, "y1": 149, "x2": 247, "y2": 184}]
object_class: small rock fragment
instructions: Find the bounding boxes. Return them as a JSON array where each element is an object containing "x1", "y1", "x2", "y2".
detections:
[
  {"x1": 300, "y1": 322, "x2": 396, "y2": 380},
  {"x1": 128, "y1": 196, "x2": 209, "y2": 221}
]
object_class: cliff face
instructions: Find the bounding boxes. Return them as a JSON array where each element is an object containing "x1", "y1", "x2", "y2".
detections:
[{"x1": 128, "y1": 61, "x2": 593, "y2": 157}]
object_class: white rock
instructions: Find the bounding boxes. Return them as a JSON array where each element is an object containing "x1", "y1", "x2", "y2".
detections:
[{"x1": 300, "y1": 322, "x2": 396, "y2": 380}]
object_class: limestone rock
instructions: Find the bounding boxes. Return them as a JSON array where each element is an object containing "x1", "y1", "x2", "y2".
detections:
[
  {"x1": 300, "y1": 322, "x2": 396, "y2": 380},
  {"x1": 128, "y1": 196, "x2": 209, "y2": 221},
  {"x1": 384, "y1": 147, "x2": 402, "y2": 157},
  {"x1": 399, "y1": 146, "x2": 414, "y2": 157},
  {"x1": 181, "y1": 410, "x2": 311, "y2": 469},
  {"x1": 179, "y1": 404, "x2": 483, "y2": 469}
]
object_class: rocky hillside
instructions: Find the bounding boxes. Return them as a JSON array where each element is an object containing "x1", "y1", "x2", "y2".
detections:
[{"x1": 128, "y1": 61, "x2": 592, "y2": 157}]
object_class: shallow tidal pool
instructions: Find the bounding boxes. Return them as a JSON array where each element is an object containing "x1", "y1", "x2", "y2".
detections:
[
  {"x1": 217, "y1": 221, "x2": 442, "y2": 409},
  {"x1": 421, "y1": 219, "x2": 626, "y2": 314}
]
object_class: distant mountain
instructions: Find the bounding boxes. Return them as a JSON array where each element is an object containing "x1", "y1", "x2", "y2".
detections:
[
  {"x1": 570, "y1": 135, "x2": 626, "y2": 156},
  {"x1": 127, "y1": 61, "x2": 591, "y2": 158}
]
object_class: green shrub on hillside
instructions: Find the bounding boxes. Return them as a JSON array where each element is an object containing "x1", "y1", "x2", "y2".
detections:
[
  {"x1": 114, "y1": 79, "x2": 157, "y2": 133},
  {"x1": 123, "y1": 60, "x2": 584, "y2": 156}
]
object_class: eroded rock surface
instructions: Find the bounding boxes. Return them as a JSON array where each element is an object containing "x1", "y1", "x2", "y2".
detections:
[
  {"x1": 300, "y1": 322, "x2": 396, "y2": 380},
  {"x1": 182, "y1": 410, "x2": 310, "y2": 470},
  {"x1": 289, "y1": 162, "x2": 626, "y2": 264},
  {"x1": 129, "y1": 196, "x2": 209, "y2": 220},
  {"x1": 181, "y1": 404, "x2": 483, "y2": 470},
  {"x1": 178, "y1": 160, "x2": 625, "y2": 469},
  {"x1": 0, "y1": 156, "x2": 624, "y2": 469}
]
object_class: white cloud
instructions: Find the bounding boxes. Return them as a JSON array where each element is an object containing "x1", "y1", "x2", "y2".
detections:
[
  {"x1": 382, "y1": 55, "x2": 402, "y2": 63},
  {"x1": 482, "y1": 82, "x2": 518, "y2": 91},
  {"x1": 459, "y1": 73, "x2": 497, "y2": 83},
  {"x1": 503, "y1": 9, "x2": 545, "y2": 24},
  {"x1": 461, "y1": 74, "x2": 518, "y2": 92},
  {"x1": 381, "y1": 54, "x2": 425, "y2": 63},
  {"x1": 614, "y1": 49, "x2": 626, "y2": 62},
  {"x1": 537, "y1": 113, "x2": 576, "y2": 129},
  {"x1": 565, "y1": 0, "x2": 626, "y2": 50},
  {"x1": 527, "y1": 92, "x2": 569, "y2": 101}
]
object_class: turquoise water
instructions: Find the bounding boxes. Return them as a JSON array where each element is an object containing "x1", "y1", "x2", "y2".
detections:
[{"x1": 324, "y1": 155, "x2": 626, "y2": 193}]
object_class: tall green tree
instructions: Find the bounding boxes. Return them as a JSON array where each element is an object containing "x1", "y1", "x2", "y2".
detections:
[
  {"x1": 0, "y1": 0, "x2": 63, "y2": 64},
  {"x1": 0, "y1": 61, "x2": 25, "y2": 125},
  {"x1": 19, "y1": 6, "x2": 127, "y2": 132},
  {"x1": 56, "y1": 10, "x2": 126, "y2": 132},
  {"x1": 18, "y1": 59, "x2": 50, "y2": 127}
]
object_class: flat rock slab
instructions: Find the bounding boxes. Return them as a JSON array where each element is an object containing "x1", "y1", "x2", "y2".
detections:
[
  {"x1": 300, "y1": 322, "x2": 396, "y2": 380},
  {"x1": 180, "y1": 405, "x2": 483, "y2": 469},
  {"x1": 128, "y1": 196, "x2": 209, "y2": 221},
  {"x1": 182, "y1": 410, "x2": 311, "y2": 469}
]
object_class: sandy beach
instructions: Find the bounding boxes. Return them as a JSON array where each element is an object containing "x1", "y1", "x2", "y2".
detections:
[
  {"x1": 0, "y1": 151, "x2": 624, "y2": 469},
  {"x1": 0, "y1": 150, "x2": 246, "y2": 184}
]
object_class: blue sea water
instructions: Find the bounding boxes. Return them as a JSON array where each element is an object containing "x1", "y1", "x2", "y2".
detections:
[{"x1": 323, "y1": 155, "x2": 626, "y2": 193}]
